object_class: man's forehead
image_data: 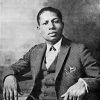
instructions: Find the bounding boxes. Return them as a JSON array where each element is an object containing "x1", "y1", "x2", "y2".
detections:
[{"x1": 39, "y1": 11, "x2": 59, "y2": 20}]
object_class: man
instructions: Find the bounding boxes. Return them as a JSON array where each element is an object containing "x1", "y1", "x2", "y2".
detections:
[{"x1": 3, "y1": 7, "x2": 100, "y2": 100}]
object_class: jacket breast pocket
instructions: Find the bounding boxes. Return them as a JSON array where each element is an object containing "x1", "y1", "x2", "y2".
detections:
[{"x1": 64, "y1": 63, "x2": 76, "y2": 76}]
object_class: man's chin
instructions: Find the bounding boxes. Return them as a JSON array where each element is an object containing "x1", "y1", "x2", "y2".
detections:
[{"x1": 46, "y1": 38, "x2": 60, "y2": 44}]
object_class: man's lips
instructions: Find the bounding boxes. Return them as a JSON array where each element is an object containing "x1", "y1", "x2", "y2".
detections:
[{"x1": 48, "y1": 32, "x2": 57, "y2": 35}]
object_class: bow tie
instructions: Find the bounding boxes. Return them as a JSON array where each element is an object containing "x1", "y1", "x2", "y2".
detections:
[{"x1": 49, "y1": 46, "x2": 56, "y2": 51}]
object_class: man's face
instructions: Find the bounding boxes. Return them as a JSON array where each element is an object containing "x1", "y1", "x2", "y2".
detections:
[{"x1": 38, "y1": 11, "x2": 64, "y2": 44}]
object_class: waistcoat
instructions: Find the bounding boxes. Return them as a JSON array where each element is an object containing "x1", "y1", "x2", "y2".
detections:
[
  {"x1": 26, "y1": 55, "x2": 58, "y2": 100},
  {"x1": 38, "y1": 56, "x2": 58, "y2": 100}
]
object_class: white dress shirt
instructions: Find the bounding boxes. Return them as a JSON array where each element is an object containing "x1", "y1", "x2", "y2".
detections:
[{"x1": 46, "y1": 39, "x2": 62, "y2": 69}]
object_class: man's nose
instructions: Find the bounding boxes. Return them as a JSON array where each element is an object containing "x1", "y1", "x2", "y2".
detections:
[{"x1": 49, "y1": 22, "x2": 55, "y2": 30}]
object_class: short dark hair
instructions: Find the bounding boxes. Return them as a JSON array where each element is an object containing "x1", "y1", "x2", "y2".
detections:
[{"x1": 37, "y1": 7, "x2": 62, "y2": 25}]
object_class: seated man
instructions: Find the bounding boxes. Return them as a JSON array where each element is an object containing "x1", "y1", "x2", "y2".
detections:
[{"x1": 3, "y1": 7, "x2": 100, "y2": 100}]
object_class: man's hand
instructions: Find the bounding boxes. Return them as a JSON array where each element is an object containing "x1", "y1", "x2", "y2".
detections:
[
  {"x1": 61, "y1": 79, "x2": 87, "y2": 100},
  {"x1": 3, "y1": 75, "x2": 18, "y2": 100}
]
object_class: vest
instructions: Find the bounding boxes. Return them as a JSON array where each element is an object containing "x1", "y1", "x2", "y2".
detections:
[
  {"x1": 39, "y1": 56, "x2": 58, "y2": 100},
  {"x1": 26, "y1": 56, "x2": 58, "y2": 100}
]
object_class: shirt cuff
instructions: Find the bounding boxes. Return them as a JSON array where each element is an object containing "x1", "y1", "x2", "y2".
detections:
[{"x1": 78, "y1": 78, "x2": 89, "y2": 93}]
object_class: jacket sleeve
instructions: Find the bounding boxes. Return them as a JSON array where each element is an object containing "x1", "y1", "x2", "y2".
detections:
[
  {"x1": 80, "y1": 44, "x2": 100, "y2": 92},
  {"x1": 2, "y1": 45, "x2": 37, "y2": 81}
]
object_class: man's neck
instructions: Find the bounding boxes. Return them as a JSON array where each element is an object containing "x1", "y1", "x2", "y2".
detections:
[
  {"x1": 46, "y1": 38, "x2": 62, "y2": 53},
  {"x1": 46, "y1": 37, "x2": 62, "y2": 45}
]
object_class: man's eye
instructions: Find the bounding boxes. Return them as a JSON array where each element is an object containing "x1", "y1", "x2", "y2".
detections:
[
  {"x1": 43, "y1": 23, "x2": 47, "y2": 25},
  {"x1": 43, "y1": 21, "x2": 48, "y2": 25},
  {"x1": 54, "y1": 20, "x2": 60, "y2": 23}
]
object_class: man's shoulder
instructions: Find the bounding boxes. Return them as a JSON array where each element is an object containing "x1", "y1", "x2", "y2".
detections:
[
  {"x1": 63, "y1": 36, "x2": 85, "y2": 49},
  {"x1": 70, "y1": 42, "x2": 87, "y2": 53},
  {"x1": 71, "y1": 42, "x2": 85, "y2": 48},
  {"x1": 29, "y1": 43, "x2": 46, "y2": 51}
]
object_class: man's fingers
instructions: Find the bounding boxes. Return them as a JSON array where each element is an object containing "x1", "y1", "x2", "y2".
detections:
[
  {"x1": 61, "y1": 90, "x2": 69, "y2": 97},
  {"x1": 61, "y1": 92, "x2": 69, "y2": 100},
  {"x1": 61, "y1": 93, "x2": 66, "y2": 97},
  {"x1": 14, "y1": 89, "x2": 18, "y2": 100},
  {"x1": 3, "y1": 88, "x2": 6, "y2": 100},
  {"x1": 73, "y1": 96, "x2": 77, "y2": 100},
  {"x1": 68, "y1": 95, "x2": 73, "y2": 100},
  {"x1": 64, "y1": 93, "x2": 69, "y2": 100},
  {"x1": 3, "y1": 87, "x2": 18, "y2": 100},
  {"x1": 3, "y1": 76, "x2": 18, "y2": 100},
  {"x1": 61, "y1": 92, "x2": 68, "y2": 97},
  {"x1": 77, "y1": 94, "x2": 84, "y2": 100},
  {"x1": 9, "y1": 89, "x2": 13, "y2": 100},
  {"x1": 5, "y1": 88, "x2": 10, "y2": 100},
  {"x1": 77, "y1": 96, "x2": 82, "y2": 100}
]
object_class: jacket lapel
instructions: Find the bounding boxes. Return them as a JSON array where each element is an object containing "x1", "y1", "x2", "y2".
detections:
[
  {"x1": 55, "y1": 37, "x2": 71, "y2": 80},
  {"x1": 32, "y1": 43, "x2": 46, "y2": 81},
  {"x1": 32, "y1": 37, "x2": 71, "y2": 82}
]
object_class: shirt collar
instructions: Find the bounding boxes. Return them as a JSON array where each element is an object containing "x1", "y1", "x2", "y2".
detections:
[{"x1": 46, "y1": 38, "x2": 62, "y2": 52}]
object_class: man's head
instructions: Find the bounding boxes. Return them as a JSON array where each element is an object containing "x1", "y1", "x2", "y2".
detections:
[
  {"x1": 37, "y1": 7, "x2": 64, "y2": 45},
  {"x1": 37, "y1": 7, "x2": 62, "y2": 26}
]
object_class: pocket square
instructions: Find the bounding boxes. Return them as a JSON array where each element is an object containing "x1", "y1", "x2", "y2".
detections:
[{"x1": 66, "y1": 63, "x2": 76, "y2": 73}]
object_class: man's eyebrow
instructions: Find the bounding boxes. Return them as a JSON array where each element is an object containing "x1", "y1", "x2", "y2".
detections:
[
  {"x1": 53, "y1": 18, "x2": 59, "y2": 20},
  {"x1": 41, "y1": 18, "x2": 60, "y2": 23},
  {"x1": 51, "y1": 18, "x2": 60, "y2": 21},
  {"x1": 42, "y1": 20, "x2": 48, "y2": 23}
]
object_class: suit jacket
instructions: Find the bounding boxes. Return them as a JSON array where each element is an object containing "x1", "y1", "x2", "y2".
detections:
[{"x1": 2, "y1": 36, "x2": 100, "y2": 100}]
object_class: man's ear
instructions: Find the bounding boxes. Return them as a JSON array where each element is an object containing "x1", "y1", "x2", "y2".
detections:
[
  {"x1": 37, "y1": 26, "x2": 40, "y2": 31},
  {"x1": 37, "y1": 26, "x2": 40, "y2": 30},
  {"x1": 37, "y1": 26, "x2": 41, "y2": 33}
]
